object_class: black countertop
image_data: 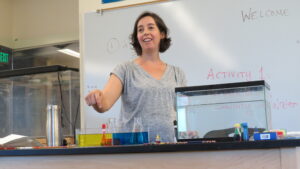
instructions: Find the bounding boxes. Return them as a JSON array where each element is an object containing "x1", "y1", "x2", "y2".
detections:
[
  {"x1": 1, "y1": 139, "x2": 300, "y2": 156},
  {"x1": 0, "y1": 65, "x2": 78, "y2": 78}
]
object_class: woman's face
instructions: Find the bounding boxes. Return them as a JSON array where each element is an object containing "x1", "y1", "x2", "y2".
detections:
[{"x1": 137, "y1": 16, "x2": 165, "y2": 54}]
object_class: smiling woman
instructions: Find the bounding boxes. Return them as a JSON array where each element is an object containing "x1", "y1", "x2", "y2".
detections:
[
  {"x1": 85, "y1": 11, "x2": 187, "y2": 143},
  {"x1": 137, "y1": 16, "x2": 163, "y2": 54},
  {"x1": 131, "y1": 12, "x2": 171, "y2": 56}
]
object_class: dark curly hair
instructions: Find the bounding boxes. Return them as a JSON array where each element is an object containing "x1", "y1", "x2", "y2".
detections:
[{"x1": 130, "y1": 11, "x2": 171, "y2": 56}]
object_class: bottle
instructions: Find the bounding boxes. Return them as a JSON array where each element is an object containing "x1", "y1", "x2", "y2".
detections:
[
  {"x1": 101, "y1": 123, "x2": 108, "y2": 146},
  {"x1": 173, "y1": 120, "x2": 178, "y2": 142},
  {"x1": 241, "y1": 122, "x2": 249, "y2": 141},
  {"x1": 155, "y1": 134, "x2": 161, "y2": 144},
  {"x1": 233, "y1": 123, "x2": 241, "y2": 141}
]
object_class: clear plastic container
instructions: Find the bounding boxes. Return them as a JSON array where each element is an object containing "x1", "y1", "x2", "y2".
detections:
[
  {"x1": 175, "y1": 80, "x2": 271, "y2": 141},
  {"x1": 0, "y1": 65, "x2": 80, "y2": 140}
]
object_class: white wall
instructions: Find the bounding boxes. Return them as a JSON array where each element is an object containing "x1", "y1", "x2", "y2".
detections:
[
  {"x1": 12, "y1": 0, "x2": 79, "y2": 49},
  {"x1": 0, "y1": 0, "x2": 13, "y2": 47}
]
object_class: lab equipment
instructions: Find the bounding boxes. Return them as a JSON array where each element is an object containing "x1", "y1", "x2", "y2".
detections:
[
  {"x1": 175, "y1": 80, "x2": 271, "y2": 142},
  {"x1": 46, "y1": 105, "x2": 62, "y2": 146}
]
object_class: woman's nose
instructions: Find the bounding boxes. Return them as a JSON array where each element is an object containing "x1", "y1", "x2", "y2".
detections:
[{"x1": 143, "y1": 29, "x2": 150, "y2": 35}]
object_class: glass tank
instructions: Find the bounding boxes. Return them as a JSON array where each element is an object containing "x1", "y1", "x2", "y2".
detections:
[
  {"x1": 175, "y1": 80, "x2": 271, "y2": 141},
  {"x1": 0, "y1": 65, "x2": 80, "y2": 139}
]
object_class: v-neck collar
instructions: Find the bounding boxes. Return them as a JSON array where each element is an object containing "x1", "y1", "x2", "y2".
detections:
[{"x1": 132, "y1": 60, "x2": 169, "y2": 81}]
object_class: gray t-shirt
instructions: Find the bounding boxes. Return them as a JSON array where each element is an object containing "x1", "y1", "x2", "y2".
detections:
[{"x1": 112, "y1": 60, "x2": 186, "y2": 143}]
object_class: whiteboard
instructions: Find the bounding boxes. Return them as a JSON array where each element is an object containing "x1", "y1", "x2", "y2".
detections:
[{"x1": 82, "y1": 0, "x2": 300, "y2": 132}]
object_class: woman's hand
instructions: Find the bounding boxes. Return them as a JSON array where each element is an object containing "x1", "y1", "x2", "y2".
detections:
[
  {"x1": 84, "y1": 74, "x2": 123, "y2": 113},
  {"x1": 85, "y1": 89, "x2": 104, "y2": 112}
]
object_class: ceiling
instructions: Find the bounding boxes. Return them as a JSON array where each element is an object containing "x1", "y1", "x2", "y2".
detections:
[{"x1": 12, "y1": 41, "x2": 80, "y2": 69}]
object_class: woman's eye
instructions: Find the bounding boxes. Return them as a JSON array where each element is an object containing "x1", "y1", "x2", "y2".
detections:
[{"x1": 138, "y1": 28, "x2": 143, "y2": 32}]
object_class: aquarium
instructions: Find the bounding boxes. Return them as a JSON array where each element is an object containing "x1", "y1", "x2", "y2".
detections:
[
  {"x1": 0, "y1": 65, "x2": 80, "y2": 139},
  {"x1": 175, "y1": 81, "x2": 271, "y2": 141}
]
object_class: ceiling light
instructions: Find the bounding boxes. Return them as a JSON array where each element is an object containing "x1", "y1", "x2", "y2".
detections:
[{"x1": 57, "y1": 49, "x2": 80, "y2": 58}]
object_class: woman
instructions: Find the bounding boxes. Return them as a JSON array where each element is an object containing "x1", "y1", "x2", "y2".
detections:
[{"x1": 85, "y1": 11, "x2": 186, "y2": 143}]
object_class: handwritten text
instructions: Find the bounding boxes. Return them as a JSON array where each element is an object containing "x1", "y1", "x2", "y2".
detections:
[
  {"x1": 206, "y1": 67, "x2": 268, "y2": 81},
  {"x1": 241, "y1": 8, "x2": 289, "y2": 22}
]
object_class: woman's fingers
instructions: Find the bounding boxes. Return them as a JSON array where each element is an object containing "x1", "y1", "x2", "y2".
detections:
[
  {"x1": 85, "y1": 90, "x2": 102, "y2": 107},
  {"x1": 94, "y1": 91, "x2": 102, "y2": 108}
]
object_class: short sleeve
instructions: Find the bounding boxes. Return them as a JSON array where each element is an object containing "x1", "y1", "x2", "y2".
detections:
[
  {"x1": 110, "y1": 62, "x2": 127, "y2": 85},
  {"x1": 173, "y1": 66, "x2": 187, "y2": 87}
]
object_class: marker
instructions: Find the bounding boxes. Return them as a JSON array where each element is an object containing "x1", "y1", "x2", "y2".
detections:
[
  {"x1": 234, "y1": 123, "x2": 242, "y2": 141},
  {"x1": 241, "y1": 122, "x2": 249, "y2": 141}
]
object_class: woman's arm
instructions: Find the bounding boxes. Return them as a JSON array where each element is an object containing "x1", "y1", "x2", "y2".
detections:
[{"x1": 85, "y1": 74, "x2": 123, "y2": 113}]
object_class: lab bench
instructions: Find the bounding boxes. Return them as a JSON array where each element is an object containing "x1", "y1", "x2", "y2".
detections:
[{"x1": 1, "y1": 139, "x2": 300, "y2": 169}]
